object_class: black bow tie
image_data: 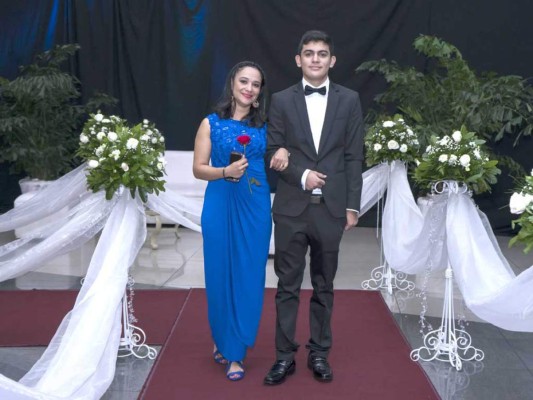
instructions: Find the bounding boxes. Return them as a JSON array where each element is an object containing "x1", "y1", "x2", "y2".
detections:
[{"x1": 304, "y1": 85, "x2": 326, "y2": 96}]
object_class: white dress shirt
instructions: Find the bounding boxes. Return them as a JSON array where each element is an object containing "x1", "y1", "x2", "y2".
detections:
[
  {"x1": 299, "y1": 78, "x2": 359, "y2": 215},
  {"x1": 301, "y1": 78, "x2": 329, "y2": 194}
]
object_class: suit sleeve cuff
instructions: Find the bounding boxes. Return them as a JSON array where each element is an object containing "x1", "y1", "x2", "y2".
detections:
[{"x1": 301, "y1": 169, "x2": 311, "y2": 190}]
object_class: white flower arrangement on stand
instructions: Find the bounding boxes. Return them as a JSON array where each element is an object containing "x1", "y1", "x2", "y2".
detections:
[
  {"x1": 364, "y1": 114, "x2": 420, "y2": 166},
  {"x1": 78, "y1": 112, "x2": 168, "y2": 359},
  {"x1": 509, "y1": 170, "x2": 533, "y2": 253},
  {"x1": 77, "y1": 113, "x2": 167, "y2": 202},
  {"x1": 410, "y1": 126, "x2": 499, "y2": 370},
  {"x1": 362, "y1": 115, "x2": 420, "y2": 294},
  {"x1": 414, "y1": 126, "x2": 500, "y2": 195}
]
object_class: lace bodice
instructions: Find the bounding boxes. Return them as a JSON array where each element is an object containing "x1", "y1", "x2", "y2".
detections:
[{"x1": 207, "y1": 113, "x2": 267, "y2": 168}]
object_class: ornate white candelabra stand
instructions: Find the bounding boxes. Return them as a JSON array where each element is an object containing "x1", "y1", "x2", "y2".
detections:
[
  {"x1": 118, "y1": 279, "x2": 157, "y2": 359},
  {"x1": 410, "y1": 265, "x2": 484, "y2": 370}
]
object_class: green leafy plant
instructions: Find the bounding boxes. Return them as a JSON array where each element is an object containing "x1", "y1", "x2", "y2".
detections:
[
  {"x1": 414, "y1": 126, "x2": 500, "y2": 194},
  {"x1": 76, "y1": 113, "x2": 166, "y2": 202},
  {"x1": 365, "y1": 114, "x2": 420, "y2": 166},
  {"x1": 0, "y1": 44, "x2": 115, "y2": 180},
  {"x1": 509, "y1": 172, "x2": 533, "y2": 253},
  {"x1": 357, "y1": 35, "x2": 533, "y2": 151}
]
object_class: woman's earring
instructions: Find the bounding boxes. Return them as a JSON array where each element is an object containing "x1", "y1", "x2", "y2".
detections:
[{"x1": 252, "y1": 100, "x2": 259, "y2": 108}]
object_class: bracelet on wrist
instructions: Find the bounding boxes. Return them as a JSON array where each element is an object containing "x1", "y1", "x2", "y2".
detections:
[{"x1": 222, "y1": 167, "x2": 226, "y2": 179}]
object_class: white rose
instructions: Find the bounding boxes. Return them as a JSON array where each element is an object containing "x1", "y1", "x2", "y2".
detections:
[
  {"x1": 449, "y1": 154, "x2": 458, "y2": 164},
  {"x1": 460, "y1": 154, "x2": 471, "y2": 167},
  {"x1": 143, "y1": 119, "x2": 149, "y2": 125},
  {"x1": 415, "y1": 159, "x2": 420, "y2": 166},
  {"x1": 387, "y1": 140, "x2": 399, "y2": 150},
  {"x1": 111, "y1": 149, "x2": 120, "y2": 160},
  {"x1": 88, "y1": 160, "x2": 99, "y2": 168},
  {"x1": 510, "y1": 192, "x2": 533, "y2": 214},
  {"x1": 146, "y1": 129, "x2": 153, "y2": 136},
  {"x1": 159, "y1": 136, "x2": 165, "y2": 142},
  {"x1": 95, "y1": 145, "x2": 105, "y2": 157},
  {"x1": 426, "y1": 145, "x2": 433, "y2": 154},
  {"x1": 79, "y1": 133, "x2": 89, "y2": 143},
  {"x1": 452, "y1": 131, "x2": 462, "y2": 142},
  {"x1": 102, "y1": 118, "x2": 111, "y2": 123},
  {"x1": 141, "y1": 134, "x2": 149, "y2": 141},
  {"x1": 439, "y1": 154, "x2": 448, "y2": 163},
  {"x1": 407, "y1": 129, "x2": 413, "y2": 136},
  {"x1": 157, "y1": 162, "x2": 163, "y2": 170},
  {"x1": 126, "y1": 138, "x2": 139, "y2": 150},
  {"x1": 152, "y1": 138, "x2": 158, "y2": 144},
  {"x1": 97, "y1": 132, "x2": 106, "y2": 141},
  {"x1": 94, "y1": 113, "x2": 103, "y2": 122},
  {"x1": 382, "y1": 121, "x2": 395, "y2": 128},
  {"x1": 438, "y1": 136, "x2": 451, "y2": 146},
  {"x1": 373, "y1": 143, "x2": 382, "y2": 151},
  {"x1": 399, "y1": 144, "x2": 408, "y2": 153},
  {"x1": 121, "y1": 162, "x2": 129, "y2": 172},
  {"x1": 107, "y1": 131, "x2": 118, "y2": 141}
]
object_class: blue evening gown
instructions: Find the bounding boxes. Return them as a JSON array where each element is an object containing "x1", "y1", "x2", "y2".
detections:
[{"x1": 201, "y1": 113, "x2": 272, "y2": 362}]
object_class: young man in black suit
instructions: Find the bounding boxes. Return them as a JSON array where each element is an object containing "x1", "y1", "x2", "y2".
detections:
[{"x1": 264, "y1": 30, "x2": 364, "y2": 385}]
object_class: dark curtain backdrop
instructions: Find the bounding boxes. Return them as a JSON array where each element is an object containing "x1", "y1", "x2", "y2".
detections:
[{"x1": 1, "y1": 0, "x2": 533, "y2": 231}]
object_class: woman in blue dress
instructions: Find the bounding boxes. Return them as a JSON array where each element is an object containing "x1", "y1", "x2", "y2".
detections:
[{"x1": 193, "y1": 61, "x2": 288, "y2": 381}]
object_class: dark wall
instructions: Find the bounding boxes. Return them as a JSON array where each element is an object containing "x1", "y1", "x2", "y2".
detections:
[{"x1": 1, "y1": 0, "x2": 532, "y2": 231}]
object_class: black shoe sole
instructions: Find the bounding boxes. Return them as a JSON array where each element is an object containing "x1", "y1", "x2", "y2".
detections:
[{"x1": 263, "y1": 363, "x2": 296, "y2": 385}]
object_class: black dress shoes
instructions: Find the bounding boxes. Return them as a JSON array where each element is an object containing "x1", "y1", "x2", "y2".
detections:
[
  {"x1": 307, "y1": 354, "x2": 333, "y2": 382},
  {"x1": 263, "y1": 360, "x2": 296, "y2": 385}
]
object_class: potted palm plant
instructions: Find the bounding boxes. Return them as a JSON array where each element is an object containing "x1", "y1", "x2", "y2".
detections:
[{"x1": 0, "y1": 43, "x2": 115, "y2": 190}]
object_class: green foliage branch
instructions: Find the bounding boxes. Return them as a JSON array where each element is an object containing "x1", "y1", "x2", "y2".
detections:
[{"x1": 0, "y1": 44, "x2": 115, "y2": 180}]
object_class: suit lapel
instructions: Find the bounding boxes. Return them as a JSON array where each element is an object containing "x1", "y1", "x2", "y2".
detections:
[
  {"x1": 292, "y1": 84, "x2": 318, "y2": 159},
  {"x1": 318, "y1": 83, "x2": 340, "y2": 156}
]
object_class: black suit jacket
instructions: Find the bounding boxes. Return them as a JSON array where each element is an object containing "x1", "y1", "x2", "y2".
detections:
[{"x1": 266, "y1": 82, "x2": 364, "y2": 218}]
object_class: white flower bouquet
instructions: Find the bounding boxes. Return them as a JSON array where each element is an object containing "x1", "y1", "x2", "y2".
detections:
[
  {"x1": 509, "y1": 170, "x2": 533, "y2": 253},
  {"x1": 77, "y1": 112, "x2": 166, "y2": 201},
  {"x1": 413, "y1": 126, "x2": 500, "y2": 194},
  {"x1": 364, "y1": 114, "x2": 420, "y2": 166}
]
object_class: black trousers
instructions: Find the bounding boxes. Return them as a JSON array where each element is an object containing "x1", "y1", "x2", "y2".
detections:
[{"x1": 273, "y1": 203, "x2": 345, "y2": 361}]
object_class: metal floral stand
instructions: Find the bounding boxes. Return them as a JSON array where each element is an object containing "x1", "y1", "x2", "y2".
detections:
[
  {"x1": 118, "y1": 277, "x2": 157, "y2": 359},
  {"x1": 410, "y1": 181, "x2": 484, "y2": 371},
  {"x1": 362, "y1": 262, "x2": 415, "y2": 295},
  {"x1": 362, "y1": 164, "x2": 415, "y2": 294},
  {"x1": 410, "y1": 265, "x2": 484, "y2": 370}
]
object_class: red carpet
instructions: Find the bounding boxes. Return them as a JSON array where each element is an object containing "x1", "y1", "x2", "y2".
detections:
[
  {"x1": 140, "y1": 289, "x2": 439, "y2": 399},
  {"x1": 0, "y1": 289, "x2": 188, "y2": 346}
]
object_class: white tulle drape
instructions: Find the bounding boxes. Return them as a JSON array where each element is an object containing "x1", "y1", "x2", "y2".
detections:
[
  {"x1": 382, "y1": 161, "x2": 533, "y2": 332},
  {"x1": 0, "y1": 165, "x2": 202, "y2": 399},
  {"x1": 1, "y1": 159, "x2": 532, "y2": 399}
]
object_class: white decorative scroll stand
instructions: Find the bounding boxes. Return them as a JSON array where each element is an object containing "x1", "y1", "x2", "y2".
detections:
[
  {"x1": 410, "y1": 265, "x2": 484, "y2": 370},
  {"x1": 362, "y1": 262, "x2": 415, "y2": 295},
  {"x1": 362, "y1": 174, "x2": 415, "y2": 295},
  {"x1": 118, "y1": 282, "x2": 157, "y2": 359}
]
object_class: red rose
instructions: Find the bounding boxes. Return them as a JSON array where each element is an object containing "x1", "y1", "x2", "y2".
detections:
[{"x1": 237, "y1": 135, "x2": 251, "y2": 146}]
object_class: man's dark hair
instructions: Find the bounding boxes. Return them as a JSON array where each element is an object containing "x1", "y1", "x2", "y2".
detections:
[{"x1": 297, "y1": 30, "x2": 334, "y2": 56}]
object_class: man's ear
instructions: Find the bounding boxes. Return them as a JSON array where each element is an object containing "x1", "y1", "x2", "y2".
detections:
[
  {"x1": 330, "y1": 55, "x2": 336, "y2": 68},
  {"x1": 295, "y1": 55, "x2": 301, "y2": 68}
]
